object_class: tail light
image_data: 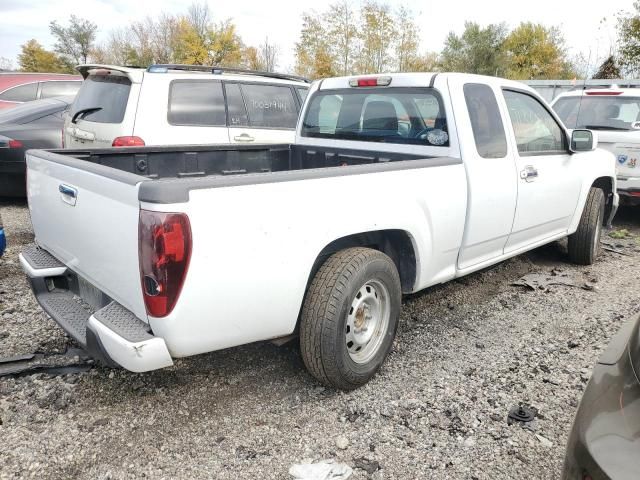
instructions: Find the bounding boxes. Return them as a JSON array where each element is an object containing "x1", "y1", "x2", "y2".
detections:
[
  {"x1": 0, "y1": 138, "x2": 23, "y2": 148},
  {"x1": 349, "y1": 76, "x2": 392, "y2": 87},
  {"x1": 139, "y1": 210, "x2": 192, "y2": 318},
  {"x1": 112, "y1": 136, "x2": 145, "y2": 147}
]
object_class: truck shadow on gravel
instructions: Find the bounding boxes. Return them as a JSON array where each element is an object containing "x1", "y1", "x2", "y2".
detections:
[{"x1": 82, "y1": 238, "x2": 580, "y2": 405}]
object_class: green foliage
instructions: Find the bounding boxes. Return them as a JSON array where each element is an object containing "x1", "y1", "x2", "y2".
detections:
[
  {"x1": 592, "y1": 55, "x2": 621, "y2": 79},
  {"x1": 18, "y1": 39, "x2": 74, "y2": 73},
  {"x1": 609, "y1": 229, "x2": 632, "y2": 239},
  {"x1": 502, "y1": 22, "x2": 575, "y2": 79},
  {"x1": 49, "y1": 15, "x2": 97, "y2": 65},
  {"x1": 618, "y1": 1, "x2": 640, "y2": 76},
  {"x1": 439, "y1": 22, "x2": 507, "y2": 76}
]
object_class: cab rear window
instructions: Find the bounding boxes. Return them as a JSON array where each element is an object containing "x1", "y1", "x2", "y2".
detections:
[
  {"x1": 70, "y1": 75, "x2": 131, "y2": 124},
  {"x1": 301, "y1": 87, "x2": 449, "y2": 146}
]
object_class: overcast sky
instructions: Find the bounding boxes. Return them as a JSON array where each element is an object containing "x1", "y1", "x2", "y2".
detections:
[{"x1": 0, "y1": 0, "x2": 634, "y2": 72}]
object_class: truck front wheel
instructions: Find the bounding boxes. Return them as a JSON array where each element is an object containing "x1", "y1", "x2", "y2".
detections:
[
  {"x1": 567, "y1": 187, "x2": 605, "y2": 265},
  {"x1": 300, "y1": 247, "x2": 402, "y2": 390}
]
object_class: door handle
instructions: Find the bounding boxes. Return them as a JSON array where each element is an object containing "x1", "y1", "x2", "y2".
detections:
[
  {"x1": 233, "y1": 133, "x2": 255, "y2": 142},
  {"x1": 519, "y1": 166, "x2": 538, "y2": 182},
  {"x1": 59, "y1": 184, "x2": 78, "y2": 206}
]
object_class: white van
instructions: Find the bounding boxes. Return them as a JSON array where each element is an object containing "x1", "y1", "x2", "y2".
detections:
[{"x1": 64, "y1": 64, "x2": 310, "y2": 148}]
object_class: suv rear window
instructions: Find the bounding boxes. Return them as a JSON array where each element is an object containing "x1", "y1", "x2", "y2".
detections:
[
  {"x1": 40, "y1": 81, "x2": 80, "y2": 99},
  {"x1": 0, "y1": 82, "x2": 38, "y2": 102},
  {"x1": 168, "y1": 80, "x2": 226, "y2": 126},
  {"x1": 301, "y1": 87, "x2": 449, "y2": 146},
  {"x1": 71, "y1": 75, "x2": 131, "y2": 123}
]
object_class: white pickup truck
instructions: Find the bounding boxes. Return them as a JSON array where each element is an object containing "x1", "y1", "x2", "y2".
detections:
[{"x1": 20, "y1": 73, "x2": 617, "y2": 390}]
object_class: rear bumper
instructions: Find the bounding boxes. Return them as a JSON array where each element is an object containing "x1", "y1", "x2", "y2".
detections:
[
  {"x1": 19, "y1": 244, "x2": 173, "y2": 372},
  {"x1": 617, "y1": 176, "x2": 640, "y2": 195}
]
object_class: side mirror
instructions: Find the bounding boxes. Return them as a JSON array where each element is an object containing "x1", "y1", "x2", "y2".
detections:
[{"x1": 570, "y1": 129, "x2": 597, "y2": 152}]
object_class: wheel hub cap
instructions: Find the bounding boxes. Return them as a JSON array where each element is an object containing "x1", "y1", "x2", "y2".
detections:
[{"x1": 345, "y1": 281, "x2": 390, "y2": 364}]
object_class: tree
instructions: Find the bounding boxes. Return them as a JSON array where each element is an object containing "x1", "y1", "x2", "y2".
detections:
[
  {"x1": 407, "y1": 52, "x2": 439, "y2": 72},
  {"x1": 439, "y1": 22, "x2": 507, "y2": 75},
  {"x1": 243, "y1": 46, "x2": 264, "y2": 70},
  {"x1": 258, "y1": 37, "x2": 279, "y2": 72},
  {"x1": 295, "y1": 12, "x2": 336, "y2": 79},
  {"x1": 356, "y1": 1, "x2": 395, "y2": 73},
  {"x1": 394, "y1": 6, "x2": 421, "y2": 72},
  {"x1": 208, "y1": 21, "x2": 244, "y2": 66},
  {"x1": 327, "y1": 1, "x2": 358, "y2": 75},
  {"x1": 18, "y1": 39, "x2": 73, "y2": 73},
  {"x1": 0, "y1": 57, "x2": 14, "y2": 71},
  {"x1": 502, "y1": 22, "x2": 575, "y2": 79},
  {"x1": 49, "y1": 15, "x2": 97, "y2": 65},
  {"x1": 593, "y1": 55, "x2": 621, "y2": 79},
  {"x1": 618, "y1": 1, "x2": 640, "y2": 76},
  {"x1": 173, "y1": 18, "x2": 209, "y2": 65}
]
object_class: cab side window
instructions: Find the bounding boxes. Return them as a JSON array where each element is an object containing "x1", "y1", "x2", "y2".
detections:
[
  {"x1": 239, "y1": 84, "x2": 298, "y2": 129},
  {"x1": 464, "y1": 83, "x2": 507, "y2": 158},
  {"x1": 503, "y1": 90, "x2": 566, "y2": 155},
  {"x1": 168, "y1": 80, "x2": 225, "y2": 126}
]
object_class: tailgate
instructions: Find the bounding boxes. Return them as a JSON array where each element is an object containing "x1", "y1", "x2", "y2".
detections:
[{"x1": 26, "y1": 150, "x2": 147, "y2": 321}]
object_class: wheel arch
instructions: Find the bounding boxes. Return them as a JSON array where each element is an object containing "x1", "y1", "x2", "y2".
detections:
[{"x1": 306, "y1": 229, "x2": 418, "y2": 295}]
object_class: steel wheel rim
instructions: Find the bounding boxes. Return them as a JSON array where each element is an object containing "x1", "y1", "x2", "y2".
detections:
[{"x1": 345, "y1": 280, "x2": 390, "y2": 364}]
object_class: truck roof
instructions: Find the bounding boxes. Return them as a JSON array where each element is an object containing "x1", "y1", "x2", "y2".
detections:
[{"x1": 318, "y1": 72, "x2": 538, "y2": 96}]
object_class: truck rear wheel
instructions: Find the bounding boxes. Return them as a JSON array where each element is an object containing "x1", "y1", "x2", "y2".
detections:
[
  {"x1": 300, "y1": 247, "x2": 402, "y2": 390},
  {"x1": 567, "y1": 187, "x2": 605, "y2": 265}
]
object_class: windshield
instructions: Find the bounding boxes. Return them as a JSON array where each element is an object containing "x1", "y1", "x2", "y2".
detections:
[
  {"x1": 301, "y1": 87, "x2": 449, "y2": 146},
  {"x1": 553, "y1": 95, "x2": 640, "y2": 131}
]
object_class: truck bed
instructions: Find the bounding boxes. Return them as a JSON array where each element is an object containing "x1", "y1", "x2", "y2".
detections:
[
  {"x1": 45, "y1": 143, "x2": 426, "y2": 178},
  {"x1": 34, "y1": 144, "x2": 457, "y2": 204}
]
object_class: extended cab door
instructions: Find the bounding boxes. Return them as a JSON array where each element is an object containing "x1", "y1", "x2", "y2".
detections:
[
  {"x1": 447, "y1": 78, "x2": 518, "y2": 270},
  {"x1": 225, "y1": 82, "x2": 300, "y2": 144},
  {"x1": 501, "y1": 89, "x2": 582, "y2": 253}
]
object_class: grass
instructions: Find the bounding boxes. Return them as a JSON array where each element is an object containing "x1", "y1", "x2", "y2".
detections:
[{"x1": 609, "y1": 229, "x2": 632, "y2": 240}]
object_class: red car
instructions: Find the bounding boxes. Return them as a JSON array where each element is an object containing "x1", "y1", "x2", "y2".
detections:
[{"x1": 0, "y1": 73, "x2": 82, "y2": 110}]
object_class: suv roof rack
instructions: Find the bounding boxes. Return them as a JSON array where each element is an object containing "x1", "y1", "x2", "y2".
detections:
[{"x1": 147, "y1": 64, "x2": 311, "y2": 84}]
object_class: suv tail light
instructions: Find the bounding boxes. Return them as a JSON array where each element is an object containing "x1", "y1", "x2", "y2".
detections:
[
  {"x1": 139, "y1": 210, "x2": 192, "y2": 318},
  {"x1": 112, "y1": 136, "x2": 145, "y2": 147}
]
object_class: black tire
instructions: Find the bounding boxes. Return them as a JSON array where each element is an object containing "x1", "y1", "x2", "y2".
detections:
[
  {"x1": 568, "y1": 187, "x2": 605, "y2": 265},
  {"x1": 299, "y1": 247, "x2": 402, "y2": 390}
]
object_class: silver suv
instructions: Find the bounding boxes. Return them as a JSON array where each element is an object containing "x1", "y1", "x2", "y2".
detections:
[{"x1": 64, "y1": 64, "x2": 310, "y2": 148}]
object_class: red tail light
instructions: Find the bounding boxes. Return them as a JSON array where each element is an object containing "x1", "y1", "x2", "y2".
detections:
[
  {"x1": 8, "y1": 139, "x2": 23, "y2": 148},
  {"x1": 585, "y1": 91, "x2": 623, "y2": 96},
  {"x1": 112, "y1": 136, "x2": 145, "y2": 147},
  {"x1": 349, "y1": 76, "x2": 392, "y2": 87},
  {"x1": 139, "y1": 210, "x2": 192, "y2": 318}
]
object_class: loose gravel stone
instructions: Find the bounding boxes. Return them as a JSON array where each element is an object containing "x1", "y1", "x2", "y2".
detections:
[{"x1": 1, "y1": 201, "x2": 639, "y2": 479}]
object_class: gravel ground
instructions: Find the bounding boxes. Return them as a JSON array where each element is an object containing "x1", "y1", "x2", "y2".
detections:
[{"x1": 1, "y1": 199, "x2": 639, "y2": 480}]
